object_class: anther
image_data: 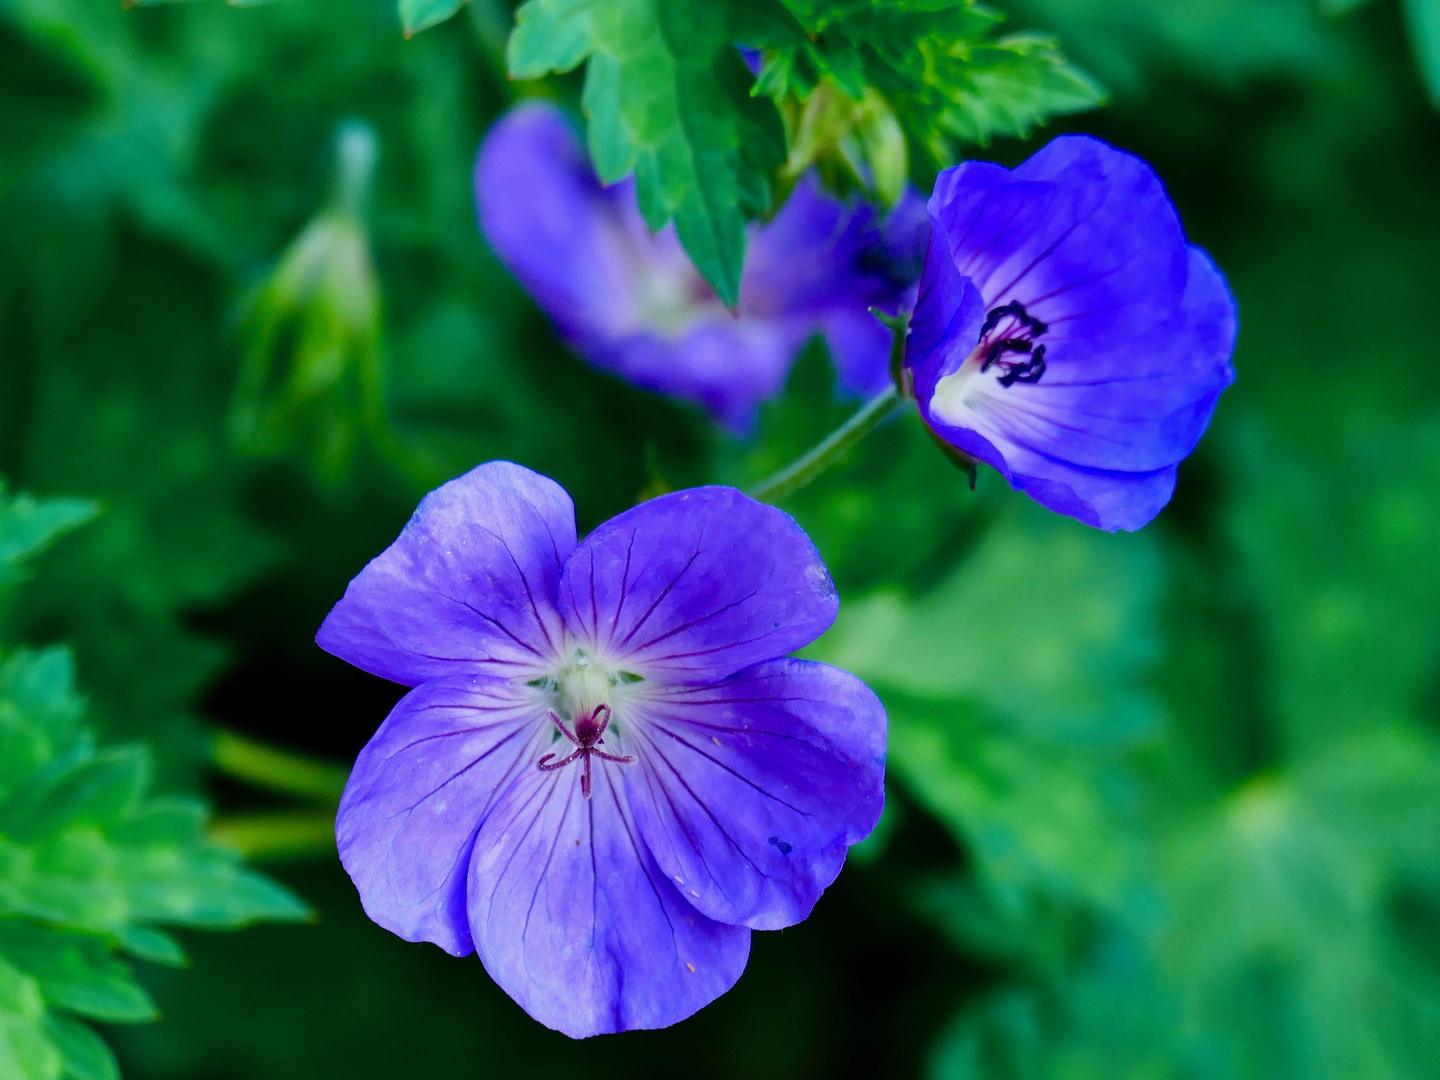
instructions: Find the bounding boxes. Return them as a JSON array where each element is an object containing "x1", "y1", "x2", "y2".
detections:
[{"x1": 978, "y1": 300, "x2": 1048, "y2": 388}]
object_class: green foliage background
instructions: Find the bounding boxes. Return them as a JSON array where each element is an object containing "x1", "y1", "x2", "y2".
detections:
[{"x1": 2, "y1": 0, "x2": 1439, "y2": 1077}]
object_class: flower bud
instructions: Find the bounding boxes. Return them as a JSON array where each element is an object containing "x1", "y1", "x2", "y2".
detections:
[
  {"x1": 779, "y1": 80, "x2": 909, "y2": 210},
  {"x1": 229, "y1": 120, "x2": 384, "y2": 483}
]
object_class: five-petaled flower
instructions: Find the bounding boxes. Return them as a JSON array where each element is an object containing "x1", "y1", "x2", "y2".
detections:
[
  {"x1": 476, "y1": 101, "x2": 926, "y2": 431},
  {"x1": 318, "y1": 461, "x2": 886, "y2": 1037},
  {"x1": 906, "y1": 135, "x2": 1237, "y2": 531}
]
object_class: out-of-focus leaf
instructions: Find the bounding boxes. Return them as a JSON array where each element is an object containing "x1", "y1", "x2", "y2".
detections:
[
  {"x1": 1007, "y1": 0, "x2": 1340, "y2": 93},
  {"x1": 0, "y1": 642, "x2": 309, "y2": 1076},
  {"x1": 398, "y1": 0, "x2": 465, "y2": 38},
  {"x1": 114, "y1": 926, "x2": 186, "y2": 969},
  {"x1": 509, "y1": 0, "x2": 785, "y2": 306},
  {"x1": 39, "y1": 1013, "x2": 117, "y2": 1080},
  {"x1": 0, "y1": 486, "x2": 98, "y2": 592},
  {"x1": 1226, "y1": 413, "x2": 1440, "y2": 754},
  {"x1": 815, "y1": 502, "x2": 1162, "y2": 746},
  {"x1": 1401, "y1": 0, "x2": 1440, "y2": 106},
  {"x1": 810, "y1": 503, "x2": 1162, "y2": 979},
  {"x1": 1155, "y1": 725, "x2": 1440, "y2": 1078},
  {"x1": 2, "y1": 746, "x2": 149, "y2": 844},
  {"x1": 0, "y1": 924, "x2": 156, "y2": 1023},
  {"x1": 0, "y1": 950, "x2": 57, "y2": 1080}
]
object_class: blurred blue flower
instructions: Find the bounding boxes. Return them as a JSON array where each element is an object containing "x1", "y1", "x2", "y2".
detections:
[
  {"x1": 317, "y1": 461, "x2": 886, "y2": 1037},
  {"x1": 906, "y1": 134, "x2": 1237, "y2": 531},
  {"x1": 475, "y1": 102, "x2": 925, "y2": 430}
]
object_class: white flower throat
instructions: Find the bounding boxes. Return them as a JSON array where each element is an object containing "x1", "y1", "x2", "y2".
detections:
[{"x1": 530, "y1": 648, "x2": 644, "y2": 798}]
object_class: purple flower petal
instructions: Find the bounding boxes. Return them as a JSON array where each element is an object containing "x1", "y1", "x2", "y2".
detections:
[
  {"x1": 335, "y1": 674, "x2": 549, "y2": 956},
  {"x1": 316, "y1": 461, "x2": 575, "y2": 684},
  {"x1": 466, "y1": 760, "x2": 750, "y2": 1037},
  {"x1": 929, "y1": 135, "x2": 1188, "y2": 344},
  {"x1": 971, "y1": 248, "x2": 1237, "y2": 473},
  {"x1": 555, "y1": 487, "x2": 838, "y2": 682},
  {"x1": 475, "y1": 102, "x2": 642, "y2": 347},
  {"x1": 742, "y1": 177, "x2": 890, "y2": 317},
  {"x1": 625, "y1": 659, "x2": 886, "y2": 930},
  {"x1": 591, "y1": 320, "x2": 813, "y2": 433},
  {"x1": 907, "y1": 215, "x2": 986, "y2": 402},
  {"x1": 908, "y1": 135, "x2": 1237, "y2": 531},
  {"x1": 819, "y1": 308, "x2": 894, "y2": 397},
  {"x1": 919, "y1": 249, "x2": 1235, "y2": 529}
]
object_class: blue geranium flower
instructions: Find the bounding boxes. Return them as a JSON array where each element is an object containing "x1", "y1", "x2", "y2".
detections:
[
  {"x1": 475, "y1": 101, "x2": 926, "y2": 431},
  {"x1": 317, "y1": 461, "x2": 886, "y2": 1037},
  {"x1": 906, "y1": 135, "x2": 1237, "y2": 531}
]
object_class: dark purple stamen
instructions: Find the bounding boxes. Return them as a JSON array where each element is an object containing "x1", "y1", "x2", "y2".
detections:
[
  {"x1": 538, "y1": 703, "x2": 638, "y2": 798},
  {"x1": 978, "y1": 300, "x2": 1048, "y2": 387}
]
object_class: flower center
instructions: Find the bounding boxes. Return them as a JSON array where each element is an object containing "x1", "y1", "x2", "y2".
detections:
[
  {"x1": 976, "y1": 300, "x2": 1048, "y2": 387},
  {"x1": 531, "y1": 648, "x2": 644, "y2": 798},
  {"x1": 927, "y1": 300, "x2": 1050, "y2": 427}
]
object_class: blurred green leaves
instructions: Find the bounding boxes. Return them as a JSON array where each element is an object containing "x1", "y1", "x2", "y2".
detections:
[
  {"x1": 500, "y1": 0, "x2": 1099, "y2": 298},
  {"x1": 805, "y1": 398, "x2": 1440, "y2": 1079},
  {"x1": 0, "y1": 487, "x2": 98, "y2": 593},
  {"x1": 0, "y1": 491, "x2": 307, "y2": 1080},
  {"x1": 811, "y1": 505, "x2": 1158, "y2": 963},
  {"x1": 0, "y1": 644, "x2": 309, "y2": 1080}
]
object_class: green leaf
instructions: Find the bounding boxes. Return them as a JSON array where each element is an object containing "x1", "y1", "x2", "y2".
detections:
[
  {"x1": 933, "y1": 32, "x2": 1109, "y2": 146},
  {"x1": 813, "y1": 502, "x2": 1162, "y2": 745},
  {"x1": 0, "y1": 486, "x2": 98, "y2": 592},
  {"x1": 1010, "y1": 0, "x2": 1340, "y2": 94},
  {"x1": 1402, "y1": 0, "x2": 1440, "y2": 117},
  {"x1": 0, "y1": 651, "x2": 85, "y2": 807},
  {"x1": 4, "y1": 748, "x2": 150, "y2": 845},
  {"x1": 881, "y1": 689, "x2": 1136, "y2": 916},
  {"x1": 39, "y1": 1014, "x2": 117, "y2": 1080},
  {"x1": 807, "y1": 502, "x2": 1162, "y2": 969},
  {"x1": 508, "y1": 0, "x2": 785, "y2": 306},
  {"x1": 0, "y1": 565, "x2": 309, "y2": 1077},
  {"x1": 0, "y1": 924, "x2": 156, "y2": 1024},
  {"x1": 114, "y1": 926, "x2": 186, "y2": 968},
  {"x1": 398, "y1": 0, "x2": 465, "y2": 37},
  {"x1": 1226, "y1": 413, "x2": 1440, "y2": 754},
  {"x1": 743, "y1": 0, "x2": 1104, "y2": 185},
  {"x1": 0, "y1": 952, "x2": 58, "y2": 1080},
  {"x1": 0, "y1": 644, "x2": 312, "y2": 936},
  {"x1": 508, "y1": 0, "x2": 593, "y2": 73}
]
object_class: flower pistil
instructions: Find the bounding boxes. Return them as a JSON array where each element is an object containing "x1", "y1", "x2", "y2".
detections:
[{"x1": 538, "y1": 704, "x2": 637, "y2": 799}]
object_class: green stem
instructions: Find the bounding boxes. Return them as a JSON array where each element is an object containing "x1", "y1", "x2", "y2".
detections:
[
  {"x1": 746, "y1": 385, "x2": 906, "y2": 504},
  {"x1": 210, "y1": 728, "x2": 350, "y2": 805},
  {"x1": 747, "y1": 308, "x2": 912, "y2": 504},
  {"x1": 210, "y1": 809, "x2": 338, "y2": 862}
]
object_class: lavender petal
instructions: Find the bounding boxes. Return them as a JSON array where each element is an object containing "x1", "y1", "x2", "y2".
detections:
[
  {"x1": 466, "y1": 760, "x2": 750, "y2": 1037},
  {"x1": 316, "y1": 460, "x2": 574, "y2": 684},
  {"x1": 555, "y1": 487, "x2": 838, "y2": 682},
  {"x1": 627, "y1": 658, "x2": 887, "y2": 930},
  {"x1": 336, "y1": 674, "x2": 549, "y2": 956}
]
